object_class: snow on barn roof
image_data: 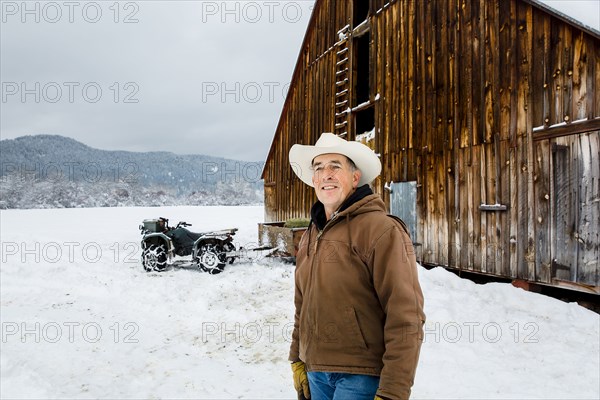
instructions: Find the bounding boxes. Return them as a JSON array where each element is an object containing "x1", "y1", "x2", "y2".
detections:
[{"x1": 532, "y1": 0, "x2": 600, "y2": 38}]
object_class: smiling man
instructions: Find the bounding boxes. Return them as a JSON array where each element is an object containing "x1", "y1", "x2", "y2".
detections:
[
  {"x1": 288, "y1": 133, "x2": 426, "y2": 400},
  {"x1": 311, "y1": 154, "x2": 360, "y2": 219}
]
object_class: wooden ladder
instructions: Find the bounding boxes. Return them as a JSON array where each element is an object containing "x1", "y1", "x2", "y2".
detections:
[{"x1": 334, "y1": 25, "x2": 350, "y2": 137}]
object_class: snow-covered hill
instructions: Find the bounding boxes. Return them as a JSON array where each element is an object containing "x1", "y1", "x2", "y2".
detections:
[
  {"x1": 0, "y1": 135, "x2": 263, "y2": 209},
  {"x1": 1, "y1": 206, "x2": 598, "y2": 399}
]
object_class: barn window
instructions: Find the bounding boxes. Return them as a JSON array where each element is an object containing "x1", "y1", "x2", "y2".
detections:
[
  {"x1": 353, "y1": 32, "x2": 371, "y2": 106},
  {"x1": 353, "y1": 0, "x2": 369, "y2": 27},
  {"x1": 354, "y1": 105, "x2": 375, "y2": 141}
]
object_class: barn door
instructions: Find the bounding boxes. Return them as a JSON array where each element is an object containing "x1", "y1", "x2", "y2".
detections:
[
  {"x1": 551, "y1": 132, "x2": 600, "y2": 289},
  {"x1": 389, "y1": 181, "x2": 418, "y2": 243}
]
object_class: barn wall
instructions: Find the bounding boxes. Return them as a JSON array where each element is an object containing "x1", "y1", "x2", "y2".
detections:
[
  {"x1": 262, "y1": 0, "x2": 600, "y2": 291},
  {"x1": 262, "y1": 0, "x2": 348, "y2": 222}
]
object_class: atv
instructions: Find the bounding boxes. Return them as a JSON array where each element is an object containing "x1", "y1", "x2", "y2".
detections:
[{"x1": 139, "y1": 217, "x2": 238, "y2": 274}]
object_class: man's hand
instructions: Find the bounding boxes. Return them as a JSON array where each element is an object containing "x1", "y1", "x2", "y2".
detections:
[{"x1": 291, "y1": 361, "x2": 310, "y2": 399}]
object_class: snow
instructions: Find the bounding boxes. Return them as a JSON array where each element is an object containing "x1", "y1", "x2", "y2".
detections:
[
  {"x1": 356, "y1": 127, "x2": 376, "y2": 143},
  {"x1": 533, "y1": 117, "x2": 595, "y2": 132},
  {"x1": 351, "y1": 100, "x2": 371, "y2": 112},
  {"x1": 1, "y1": 206, "x2": 599, "y2": 399},
  {"x1": 337, "y1": 24, "x2": 350, "y2": 41}
]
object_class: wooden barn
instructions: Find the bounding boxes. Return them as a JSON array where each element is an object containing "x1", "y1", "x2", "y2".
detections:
[{"x1": 261, "y1": 0, "x2": 600, "y2": 295}]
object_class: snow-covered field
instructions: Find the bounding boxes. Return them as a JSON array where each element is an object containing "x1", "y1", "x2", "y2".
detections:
[{"x1": 1, "y1": 206, "x2": 598, "y2": 399}]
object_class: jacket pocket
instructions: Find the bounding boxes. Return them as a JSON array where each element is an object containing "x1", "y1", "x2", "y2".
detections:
[{"x1": 344, "y1": 306, "x2": 368, "y2": 350}]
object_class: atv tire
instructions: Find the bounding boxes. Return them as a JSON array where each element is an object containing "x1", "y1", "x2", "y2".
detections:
[
  {"x1": 197, "y1": 243, "x2": 226, "y2": 274},
  {"x1": 142, "y1": 244, "x2": 167, "y2": 272}
]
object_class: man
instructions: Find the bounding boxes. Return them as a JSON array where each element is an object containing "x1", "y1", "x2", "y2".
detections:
[{"x1": 288, "y1": 133, "x2": 425, "y2": 400}]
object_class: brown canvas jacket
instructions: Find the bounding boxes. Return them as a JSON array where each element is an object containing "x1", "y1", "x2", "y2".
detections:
[{"x1": 289, "y1": 194, "x2": 425, "y2": 399}]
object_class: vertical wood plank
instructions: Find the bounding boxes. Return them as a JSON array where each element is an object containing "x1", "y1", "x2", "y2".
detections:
[
  {"x1": 531, "y1": 9, "x2": 545, "y2": 127},
  {"x1": 407, "y1": 0, "x2": 416, "y2": 151},
  {"x1": 437, "y1": 153, "x2": 449, "y2": 266},
  {"x1": 550, "y1": 19, "x2": 563, "y2": 126},
  {"x1": 594, "y1": 40, "x2": 599, "y2": 118},
  {"x1": 515, "y1": 1, "x2": 535, "y2": 280},
  {"x1": 534, "y1": 139, "x2": 551, "y2": 283},
  {"x1": 541, "y1": 14, "x2": 551, "y2": 128},
  {"x1": 484, "y1": 144, "x2": 497, "y2": 274},
  {"x1": 471, "y1": 0, "x2": 483, "y2": 146},
  {"x1": 416, "y1": 0, "x2": 425, "y2": 156},
  {"x1": 562, "y1": 24, "x2": 573, "y2": 124},
  {"x1": 384, "y1": 3, "x2": 392, "y2": 173},
  {"x1": 446, "y1": 144, "x2": 457, "y2": 268},
  {"x1": 571, "y1": 32, "x2": 587, "y2": 120},
  {"x1": 460, "y1": 0, "x2": 473, "y2": 149},
  {"x1": 391, "y1": 1, "x2": 400, "y2": 165},
  {"x1": 467, "y1": 148, "x2": 477, "y2": 271},
  {"x1": 497, "y1": 139, "x2": 511, "y2": 276}
]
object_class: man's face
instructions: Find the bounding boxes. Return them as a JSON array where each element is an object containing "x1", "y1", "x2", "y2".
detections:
[{"x1": 311, "y1": 153, "x2": 361, "y2": 216}]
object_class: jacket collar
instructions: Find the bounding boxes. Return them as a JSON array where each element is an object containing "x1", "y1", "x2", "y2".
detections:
[{"x1": 310, "y1": 184, "x2": 373, "y2": 230}]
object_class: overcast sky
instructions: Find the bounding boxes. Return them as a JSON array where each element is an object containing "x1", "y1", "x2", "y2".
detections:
[{"x1": 1, "y1": 0, "x2": 598, "y2": 161}]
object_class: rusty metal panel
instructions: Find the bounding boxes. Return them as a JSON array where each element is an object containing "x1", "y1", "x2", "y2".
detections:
[{"x1": 389, "y1": 181, "x2": 417, "y2": 243}]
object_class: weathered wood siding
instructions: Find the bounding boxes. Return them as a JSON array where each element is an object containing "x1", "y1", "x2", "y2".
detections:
[{"x1": 262, "y1": 0, "x2": 600, "y2": 292}]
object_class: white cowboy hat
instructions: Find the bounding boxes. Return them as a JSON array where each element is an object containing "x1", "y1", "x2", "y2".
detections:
[{"x1": 289, "y1": 132, "x2": 382, "y2": 187}]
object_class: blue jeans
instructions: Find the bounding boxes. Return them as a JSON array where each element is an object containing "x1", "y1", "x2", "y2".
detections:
[{"x1": 307, "y1": 371, "x2": 380, "y2": 400}]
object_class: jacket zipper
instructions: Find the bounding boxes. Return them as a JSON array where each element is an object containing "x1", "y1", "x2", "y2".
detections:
[{"x1": 305, "y1": 212, "x2": 341, "y2": 354}]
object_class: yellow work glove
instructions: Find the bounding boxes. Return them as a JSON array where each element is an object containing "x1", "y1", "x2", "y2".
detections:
[{"x1": 291, "y1": 361, "x2": 310, "y2": 399}]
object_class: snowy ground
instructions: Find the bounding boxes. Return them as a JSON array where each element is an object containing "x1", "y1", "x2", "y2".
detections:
[{"x1": 1, "y1": 206, "x2": 598, "y2": 399}]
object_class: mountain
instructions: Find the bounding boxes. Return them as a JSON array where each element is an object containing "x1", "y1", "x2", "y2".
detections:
[{"x1": 0, "y1": 135, "x2": 264, "y2": 209}]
